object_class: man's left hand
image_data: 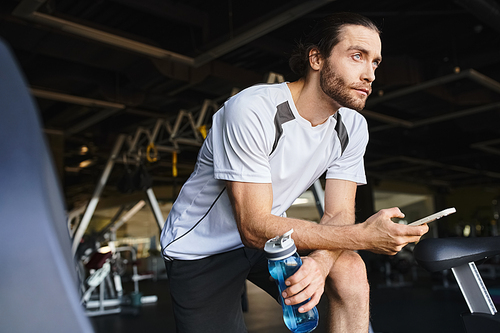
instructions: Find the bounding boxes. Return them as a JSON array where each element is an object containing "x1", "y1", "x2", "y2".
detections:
[{"x1": 281, "y1": 255, "x2": 329, "y2": 313}]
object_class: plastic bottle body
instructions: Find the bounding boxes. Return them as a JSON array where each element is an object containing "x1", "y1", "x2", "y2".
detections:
[{"x1": 268, "y1": 253, "x2": 319, "y2": 333}]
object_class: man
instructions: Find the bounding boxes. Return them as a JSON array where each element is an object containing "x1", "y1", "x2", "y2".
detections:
[{"x1": 160, "y1": 12, "x2": 429, "y2": 333}]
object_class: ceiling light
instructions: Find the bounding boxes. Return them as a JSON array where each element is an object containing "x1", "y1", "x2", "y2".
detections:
[{"x1": 79, "y1": 159, "x2": 93, "y2": 168}]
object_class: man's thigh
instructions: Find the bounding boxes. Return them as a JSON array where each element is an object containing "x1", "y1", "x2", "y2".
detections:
[{"x1": 166, "y1": 247, "x2": 275, "y2": 333}]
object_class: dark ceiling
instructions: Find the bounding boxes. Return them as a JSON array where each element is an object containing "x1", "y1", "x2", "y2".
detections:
[{"x1": 2, "y1": 0, "x2": 500, "y2": 208}]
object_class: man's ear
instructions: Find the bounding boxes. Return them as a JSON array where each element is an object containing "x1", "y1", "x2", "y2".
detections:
[{"x1": 308, "y1": 48, "x2": 323, "y2": 71}]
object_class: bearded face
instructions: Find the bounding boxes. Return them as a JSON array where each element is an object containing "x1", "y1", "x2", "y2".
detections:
[{"x1": 319, "y1": 57, "x2": 371, "y2": 112}]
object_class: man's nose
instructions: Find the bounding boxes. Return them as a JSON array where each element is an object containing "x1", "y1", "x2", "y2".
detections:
[{"x1": 362, "y1": 63, "x2": 376, "y2": 83}]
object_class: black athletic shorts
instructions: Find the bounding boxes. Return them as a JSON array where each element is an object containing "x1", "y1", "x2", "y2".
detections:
[{"x1": 165, "y1": 247, "x2": 280, "y2": 333}]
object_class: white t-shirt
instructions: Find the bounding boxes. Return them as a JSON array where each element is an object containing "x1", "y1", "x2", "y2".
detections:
[{"x1": 160, "y1": 82, "x2": 368, "y2": 260}]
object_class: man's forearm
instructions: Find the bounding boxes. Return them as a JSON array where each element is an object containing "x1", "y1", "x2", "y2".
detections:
[
  {"x1": 307, "y1": 210, "x2": 356, "y2": 276},
  {"x1": 237, "y1": 210, "x2": 364, "y2": 252},
  {"x1": 228, "y1": 180, "x2": 362, "y2": 251},
  {"x1": 239, "y1": 205, "x2": 429, "y2": 258}
]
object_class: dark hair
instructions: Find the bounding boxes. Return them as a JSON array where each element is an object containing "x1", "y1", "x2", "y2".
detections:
[{"x1": 289, "y1": 12, "x2": 381, "y2": 77}]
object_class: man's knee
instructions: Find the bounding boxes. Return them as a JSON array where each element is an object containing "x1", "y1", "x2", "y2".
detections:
[{"x1": 326, "y1": 251, "x2": 369, "y2": 303}]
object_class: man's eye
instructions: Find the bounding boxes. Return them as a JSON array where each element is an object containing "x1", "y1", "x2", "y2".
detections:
[{"x1": 353, "y1": 54, "x2": 361, "y2": 60}]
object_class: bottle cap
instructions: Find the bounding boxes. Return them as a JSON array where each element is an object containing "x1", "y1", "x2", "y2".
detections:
[{"x1": 264, "y1": 229, "x2": 297, "y2": 261}]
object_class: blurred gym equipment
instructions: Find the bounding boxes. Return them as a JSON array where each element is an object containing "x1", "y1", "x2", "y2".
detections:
[{"x1": 0, "y1": 38, "x2": 94, "y2": 332}]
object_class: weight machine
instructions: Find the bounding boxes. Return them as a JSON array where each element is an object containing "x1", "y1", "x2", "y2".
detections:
[
  {"x1": 68, "y1": 84, "x2": 229, "y2": 316},
  {"x1": 79, "y1": 200, "x2": 159, "y2": 316}
]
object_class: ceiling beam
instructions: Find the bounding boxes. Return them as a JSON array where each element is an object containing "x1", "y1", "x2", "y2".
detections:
[{"x1": 13, "y1": 0, "x2": 335, "y2": 68}]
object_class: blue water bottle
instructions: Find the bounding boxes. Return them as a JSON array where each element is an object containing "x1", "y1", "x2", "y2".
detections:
[{"x1": 264, "y1": 229, "x2": 319, "y2": 333}]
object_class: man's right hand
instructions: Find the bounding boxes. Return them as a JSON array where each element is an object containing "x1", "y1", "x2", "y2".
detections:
[{"x1": 361, "y1": 207, "x2": 429, "y2": 255}]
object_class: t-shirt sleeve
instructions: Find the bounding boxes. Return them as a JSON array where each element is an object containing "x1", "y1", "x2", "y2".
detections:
[
  {"x1": 212, "y1": 94, "x2": 274, "y2": 183},
  {"x1": 326, "y1": 112, "x2": 369, "y2": 185}
]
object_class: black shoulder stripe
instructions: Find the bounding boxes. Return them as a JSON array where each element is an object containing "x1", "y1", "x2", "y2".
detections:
[
  {"x1": 271, "y1": 101, "x2": 295, "y2": 156},
  {"x1": 334, "y1": 111, "x2": 349, "y2": 155}
]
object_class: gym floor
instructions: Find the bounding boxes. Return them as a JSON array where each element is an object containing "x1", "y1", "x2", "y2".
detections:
[{"x1": 88, "y1": 259, "x2": 492, "y2": 333}]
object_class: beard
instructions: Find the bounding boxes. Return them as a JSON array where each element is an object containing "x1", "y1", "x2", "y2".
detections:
[{"x1": 319, "y1": 61, "x2": 369, "y2": 112}]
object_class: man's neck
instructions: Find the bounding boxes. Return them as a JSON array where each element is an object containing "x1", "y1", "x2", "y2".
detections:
[{"x1": 287, "y1": 78, "x2": 340, "y2": 127}]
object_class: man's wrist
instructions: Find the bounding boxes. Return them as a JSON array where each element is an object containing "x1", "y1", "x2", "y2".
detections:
[{"x1": 307, "y1": 249, "x2": 343, "y2": 278}]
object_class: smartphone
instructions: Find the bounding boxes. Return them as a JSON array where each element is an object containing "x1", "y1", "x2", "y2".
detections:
[{"x1": 408, "y1": 207, "x2": 456, "y2": 226}]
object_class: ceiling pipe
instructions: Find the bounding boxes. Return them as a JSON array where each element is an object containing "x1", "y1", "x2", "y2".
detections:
[
  {"x1": 368, "y1": 69, "x2": 500, "y2": 107},
  {"x1": 13, "y1": 0, "x2": 335, "y2": 68},
  {"x1": 398, "y1": 156, "x2": 500, "y2": 179},
  {"x1": 412, "y1": 102, "x2": 500, "y2": 127},
  {"x1": 364, "y1": 69, "x2": 500, "y2": 130},
  {"x1": 13, "y1": 2, "x2": 194, "y2": 66},
  {"x1": 367, "y1": 155, "x2": 500, "y2": 180},
  {"x1": 65, "y1": 109, "x2": 123, "y2": 136},
  {"x1": 467, "y1": 69, "x2": 500, "y2": 94},
  {"x1": 367, "y1": 69, "x2": 470, "y2": 107},
  {"x1": 368, "y1": 101, "x2": 500, "y2": 133},
  {"x1": 471, "y1": 138, "x2": 500, "y2": 156},
  {"x1": 31, "y1": 88, "x2": 125, "y2": 109},
  {"x1": 31, "y1": 86, "x2": 229, "y2": 135},
  {"x1": 31, "y1": 88, "x2": 126, "y2": 135}
]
